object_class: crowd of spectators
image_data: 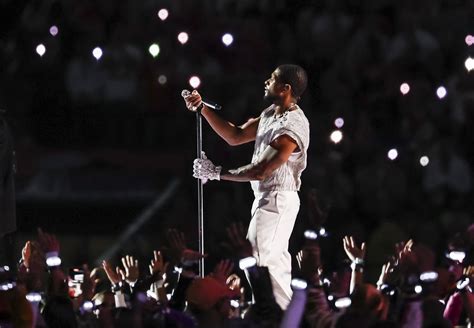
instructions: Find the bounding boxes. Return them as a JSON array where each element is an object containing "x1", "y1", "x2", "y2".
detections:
[{"x1": 0, "y1": 222, "x2": 473, "y2": 327}]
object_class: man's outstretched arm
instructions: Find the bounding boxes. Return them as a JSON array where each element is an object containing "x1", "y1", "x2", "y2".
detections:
[
  {"x1": 194, "y1": 134, "x2": 298, "y2": 182},
  {"x1": 184, "y1": 90, "x2": 259, "y2": 146}
]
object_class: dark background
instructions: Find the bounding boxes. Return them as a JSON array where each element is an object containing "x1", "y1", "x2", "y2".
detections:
[{"x1": 1, "y1": 0, "x2": 473, "y2": 280}]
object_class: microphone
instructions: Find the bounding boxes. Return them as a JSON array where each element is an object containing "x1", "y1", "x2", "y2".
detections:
[{"x1": 181, "y1": 89, "x2": 222, "y2": 111}]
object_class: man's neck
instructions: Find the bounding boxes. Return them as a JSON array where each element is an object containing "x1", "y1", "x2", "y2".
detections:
[{"x1": 274, "y1": 100, "x2": 297, "y2": 115}]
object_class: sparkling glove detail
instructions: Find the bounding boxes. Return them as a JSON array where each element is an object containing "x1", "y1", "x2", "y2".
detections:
[{"x1": 193, "y1": 152, "x2": 221, "y2": 181}]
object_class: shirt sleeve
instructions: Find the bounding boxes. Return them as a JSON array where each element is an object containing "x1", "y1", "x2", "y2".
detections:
[{"x1": 272, "y1": 113, "x2": 309, "y2": 155}]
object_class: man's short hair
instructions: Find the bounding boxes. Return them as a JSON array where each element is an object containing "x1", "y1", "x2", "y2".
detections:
[{"x1": 276, "y1": 64, "x2": 308, "y2": 100}]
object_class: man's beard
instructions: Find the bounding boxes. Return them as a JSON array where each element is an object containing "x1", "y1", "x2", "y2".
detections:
[{"x1": 264, "y1": 92, "x2": 278, "y2": 102}]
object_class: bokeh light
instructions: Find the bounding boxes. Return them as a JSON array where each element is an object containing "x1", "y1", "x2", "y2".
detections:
[
  {"x1": 400, "y1": 83, "x2": 410, "y2": 95},
  {"x1": 330, "y1": 130, "x2": 343, "y2": 144},
  {"x1": 92, "y1": 47, "x2": 103, "y2": 60},
  {"x1": 26, "y1": 293, "x2": 42, "y2": 302},
  {"x1": 334, "y1": 117, "x2": 344, "y2": 128},
  {"x1": 189, "y1": 76, "x2": 201, "y2": 89},
  {"x1": 465, "y1": 35, "x2": 474, "y2": 46},
  {"x1": 82, "y1": 301, "x2": 94, "y2": 311},
  {"x1": 158, "y1": 75, "x2": 167, "y2": 85},
  {"x1": 414, "y1": 285, "x2": 423, "y2": 294},
  {"x1": 178, "y1": 32, "x2": 189, "y2": 45},
  {"x1": 36, "y1": 43, "x2": 46, "y2": 57},
  {"x1": 436, "y1": 86, "x2": 447, "y2": 99},
  {"x1": 148, "y1": 43, "x2": 160, "y2": 58},
  {"x1": 222, "y1": 33, "x2": 234, "y2": 46},
  {"x1": 335, "y1": 297, "x2": 352, "y2": 309},
  {"x1": 36, "y1": 44, "x2": 46, "y2": 57},
  {"x1": 388, "y1": 148, "x2": 398, "y2": 160},
  {"x1": 420, "y1": 156, "x2": 429, "y2": 167},
  {"x1": 465, "y1": 57, "x2": 474, "y2": 71},
  {"x1": 158, "y1": 9, "x2": 169, "y2": 21},
  {"x1": 49, "y1": 25, "x2": 59, "y2": 36}
]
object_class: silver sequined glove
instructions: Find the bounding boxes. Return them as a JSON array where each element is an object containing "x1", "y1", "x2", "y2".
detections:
[{"x1": 193, "y1": 152, "x2": 222, "y2": 181}]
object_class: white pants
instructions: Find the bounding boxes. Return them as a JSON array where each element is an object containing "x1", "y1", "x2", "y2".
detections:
[{"x1": 247, "y1": 191, "x2": 300, "y2": 310}]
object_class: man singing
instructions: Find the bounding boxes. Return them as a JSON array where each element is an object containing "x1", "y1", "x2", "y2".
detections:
[{"x1": 184, "y1": 64, "x2": 309, "y2": 309}]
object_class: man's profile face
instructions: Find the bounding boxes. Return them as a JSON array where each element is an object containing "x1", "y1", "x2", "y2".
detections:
[{"x1": 264, "y1": 69, "x2": 284, "y2": 102}]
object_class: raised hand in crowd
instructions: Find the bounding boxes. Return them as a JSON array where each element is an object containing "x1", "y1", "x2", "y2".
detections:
[
  {"x1": 376, "y1": 261, "x2": 393, "y2": 289},
  {"x1": 80, "y1": 264, "x2": 97, "y2": 301},
  {"x1": 297, "y1": 243, "x2": 321, "y2": 286},
  {"x1": 37, "y1": 227, "x2": 60, "y2": 253},
  {"x1": 119, "y1": 255, "x2": 139, "y2": 284},
  {"x1": 343, "y1": 235, "x2": 366, "y2": 262},
  {"x1": 394, "y1": 239, "x2": 417, "y2": 271},
  {"x1": 102, "y1": 260, "x2": 121, "y2": 285},
  {"x1": 166, "y1": 228, "x2": 206, "y2": 266},
  {"x1": 226, "y1": 222, "x2": 253, "y2": 259},
  {"x1": 306, "y1": 188, "x2": 326, "y2": 228},
  {"x1": 343, "y1": 235, "x2": 366, "y2": 294},
  {"x1": 211, "y1": 259, "x2": 234, "y2": 284},
  {"x1": 149, "y1": 250, "x2": 168, "y2": 278}
]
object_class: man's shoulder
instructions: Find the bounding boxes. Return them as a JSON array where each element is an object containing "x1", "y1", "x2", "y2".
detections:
[
  {"x1": 289, "y1": 108, "x2": 310, "y2": 129},
  {"x1": 260, "y1": 105, "x2": 275, "y2": 117}
]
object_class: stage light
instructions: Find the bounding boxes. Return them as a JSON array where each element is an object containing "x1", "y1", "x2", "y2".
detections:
[
  {"x1": 330, "y1": 130, "x2": 343, "y2": 144},
  {"x1": 178, "y1": 32, "x2": 189, "y2": 45},
  {"x1": 49, "y1": 25, "x2": 59, "y2": 36},
  {"x1": 92, "y1": 47, "x2": 103, "y2": 60},
  {"x1": 388, "y1": 148, "x2": 398, "y2": 160},
  {"x1": 420, "y1": 156, "x2": 429, "y2": 167},
  {"x1": 465, "y1": 35, "x2": 474, "y2": 46},
  {"x1": 158, "y1": 75, "x2": 167, "y2": 85},
  {"x1": 189, "y1": 76, "x2": 201, "y2": 89},
  {"x1": 400, "y1": 83, "x2": 410, "y2": 95},
  {"x1": 465, "y1": 57, "x2": 474, "y2": 72},
  {"x1": 36, "y1": 44, "x2": 46, "y2": 57},
  {"x1": 222, "y1": 33, "x2": 234, "y2": 46},
  {"x1": 148, "y1": 43, "x2": 160, "y2": 58},
  {"x1": 158, "y1": 9, "x2": 169, "y2": 21},
  {"x1": 436, "y1": 86, "x2": 447, "y2": 99},
  {"x1": 334, "y1": 117, "x2": 344, "y2": 128}
]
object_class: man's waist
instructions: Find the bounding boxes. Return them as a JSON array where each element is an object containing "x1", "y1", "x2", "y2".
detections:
[{"x1": 250, "y1": 181, "x2": 300, "y2": 193}]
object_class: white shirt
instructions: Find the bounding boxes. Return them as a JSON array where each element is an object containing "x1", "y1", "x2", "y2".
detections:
[{"x1": 250, "y1": 104, "x2": 310, "y2": 192}]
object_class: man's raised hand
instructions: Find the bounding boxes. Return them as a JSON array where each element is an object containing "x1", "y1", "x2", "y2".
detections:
[{"x1": 183, "y1": 90, "x2": 203, "y2": 112}]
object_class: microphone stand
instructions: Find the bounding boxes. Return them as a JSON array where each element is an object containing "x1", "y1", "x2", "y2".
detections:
[{"x1": 196, "y1": 111, "x2": 205, "y2": 277}]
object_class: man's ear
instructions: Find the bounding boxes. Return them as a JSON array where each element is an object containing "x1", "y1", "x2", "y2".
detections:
[{"x1": 281, "y1": 83, "x2": 292, "y2": 95}]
